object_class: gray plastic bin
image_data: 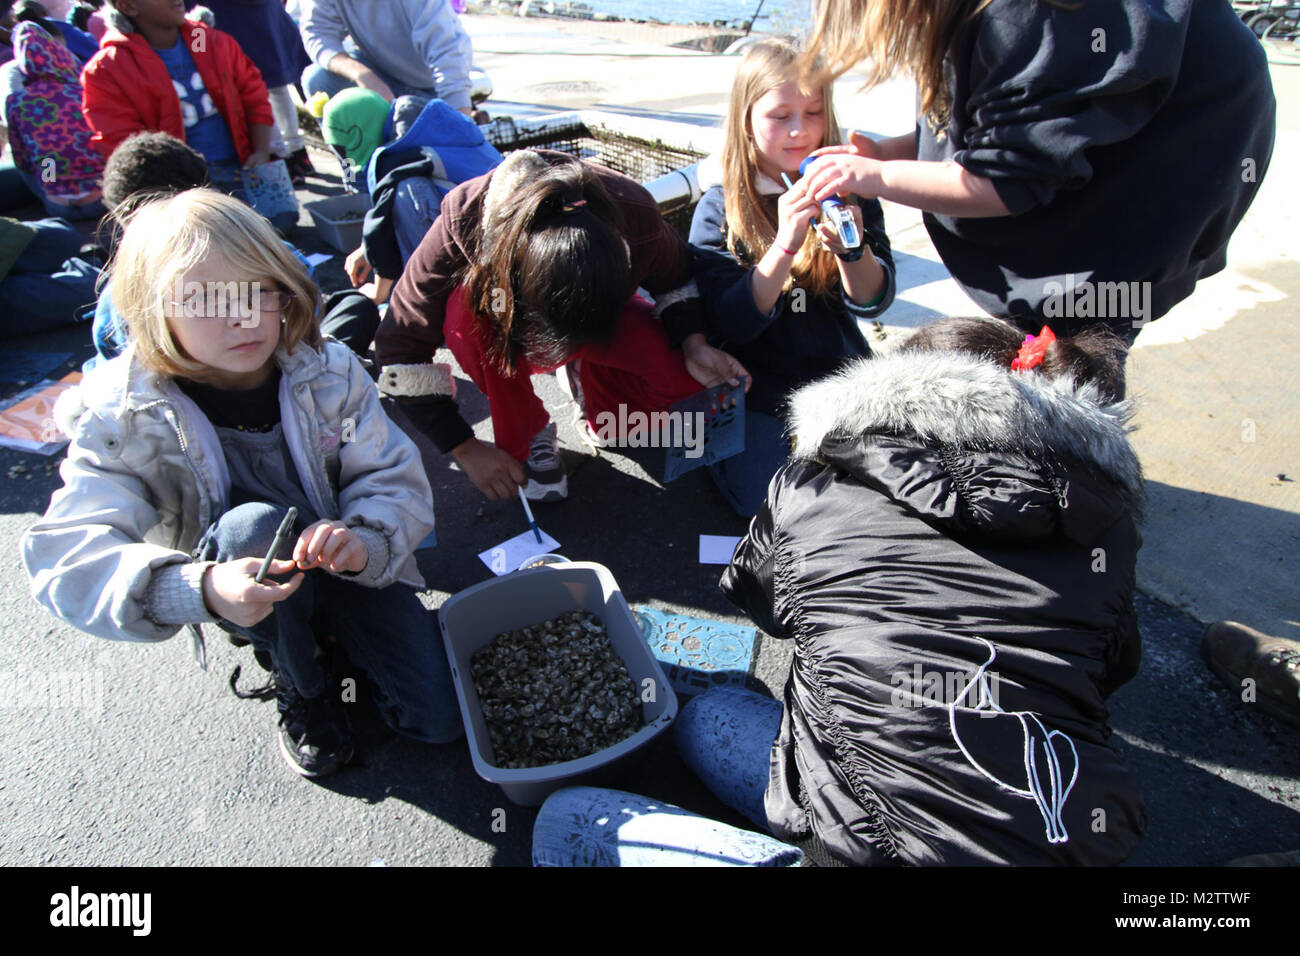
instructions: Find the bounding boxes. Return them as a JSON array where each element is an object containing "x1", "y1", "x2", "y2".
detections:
[
  {"x1": 439, "y1": 561, "x2": 678, "y2": 807},
  {"x1": 303, "y1": 192, "x2": 371, "y2": 252}
]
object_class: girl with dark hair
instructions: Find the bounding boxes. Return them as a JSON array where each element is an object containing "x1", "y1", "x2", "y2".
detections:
[
  {"x1": 533, "y1": 317, "x2": 1147, "y2": 866},
  {"x1": 376, "y1": 149, "x2": 748, "y2": 502}
]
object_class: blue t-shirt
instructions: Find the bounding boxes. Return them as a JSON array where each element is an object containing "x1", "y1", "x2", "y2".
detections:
[{"x1": 153, "y1": 36, "x2": 237, "y2": 165}]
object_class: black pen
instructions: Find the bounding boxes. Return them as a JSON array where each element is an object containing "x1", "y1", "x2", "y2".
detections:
[{"x1": 255, "y1": 507, "x2": 298, "y2": 583}]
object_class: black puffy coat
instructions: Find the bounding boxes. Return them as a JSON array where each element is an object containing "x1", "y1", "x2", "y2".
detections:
[{"x1": 721, "y1": 349, "x2": 1147, "y2": 865}]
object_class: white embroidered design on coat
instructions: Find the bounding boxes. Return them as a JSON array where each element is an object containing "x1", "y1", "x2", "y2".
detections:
[{"x1": 949, "y1": 638, "x2": 1080, "y2": 844}]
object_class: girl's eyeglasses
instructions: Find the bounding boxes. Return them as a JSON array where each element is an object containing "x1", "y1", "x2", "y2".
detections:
[{"x1": 168, "y1": 286, "x2": 297, "y2": 319}]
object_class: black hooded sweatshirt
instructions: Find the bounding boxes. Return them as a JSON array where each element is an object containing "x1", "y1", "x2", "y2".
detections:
[{"x1": 920, "y1": 0, "x2": 1275, "y2": 337}]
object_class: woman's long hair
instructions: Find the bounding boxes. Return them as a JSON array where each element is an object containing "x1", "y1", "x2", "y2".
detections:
[
  {"x1": 799, "y1": 0, "x2": 990, "y2": 132},
  {"x1": 464, "y1": 155, "x2": 630, "y2": 374},
  {"x1": 722, "y1": 38, "x2": 845, "y2": 297}
]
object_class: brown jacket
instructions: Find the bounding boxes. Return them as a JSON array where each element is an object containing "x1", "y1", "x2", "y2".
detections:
[{"x1": 374, "y1": 149, "x2": 705, "y2": 453}]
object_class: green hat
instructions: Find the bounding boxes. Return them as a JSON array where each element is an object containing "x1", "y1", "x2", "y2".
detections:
[{"x1": 321, "y1": 88, "x2": 390, "y2": 172}]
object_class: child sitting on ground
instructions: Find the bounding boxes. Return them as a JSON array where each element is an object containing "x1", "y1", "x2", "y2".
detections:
[
  {"x1": 4, "y1": 20, "x2": 105, "y2": 220},
  {"x1": 81, "y1": 0, "x2": 274, "y2": 193},
  {"x1": 23, "y1": 190, "x2": 461, "y2": 777}
]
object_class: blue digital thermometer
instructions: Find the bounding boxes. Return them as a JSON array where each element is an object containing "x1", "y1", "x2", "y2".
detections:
[{"x1": 793, "y1": 157, "x2": 861, "y2": 252}]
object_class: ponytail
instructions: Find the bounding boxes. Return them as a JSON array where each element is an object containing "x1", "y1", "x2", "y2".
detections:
[
  {"x1": 900, "y1": 317, "x2": 1129, "y2": 402},
  {"x1": 466, "y1": 155, "x2": 630, "y2": 373}
]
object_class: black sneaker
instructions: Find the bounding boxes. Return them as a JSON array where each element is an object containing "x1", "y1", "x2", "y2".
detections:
[
  {"x1": 523, "y1": 423, "x2": 567, "y2": 502},
  {"x1": 274, "y1": 675, "x2": 355, "y2": 778}
]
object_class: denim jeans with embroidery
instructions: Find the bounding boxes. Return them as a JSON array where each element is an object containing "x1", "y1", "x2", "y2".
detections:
[{"x1": 531, "y1": 687, "x2": 799, "y2": 866}]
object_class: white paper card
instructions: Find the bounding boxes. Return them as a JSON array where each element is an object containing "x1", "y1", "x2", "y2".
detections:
[
  {"x1": 478, "y1": 528, "x2": 561, "y2": 576},
  {"x1": 698, "y1": 534, "x2": 742, "y2": 565},
  {"x1": 305, "y1": 252, "x2": 334, "y2": 267}
]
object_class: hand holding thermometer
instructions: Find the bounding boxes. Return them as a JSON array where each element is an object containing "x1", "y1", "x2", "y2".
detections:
[{"x1": 795, "y1": 157, "x2": 862, "y2": 252}]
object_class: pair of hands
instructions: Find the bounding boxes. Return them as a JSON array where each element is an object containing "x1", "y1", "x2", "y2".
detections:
[
  {"x1": 775, "y1": 175, "x2": 865, "y2": 258},
  {"x1": 775, "y1": 131, "x2": 884, "y2": 254},
  {"x1": 352, "y1": 69, "x2": 488, "y2": 123},
  {"x1": 200, "y1": 520, "x2": 367, "y2": 627},
  {"x1": 453, "y1": 336, "x2": 751, "y2": 502}
]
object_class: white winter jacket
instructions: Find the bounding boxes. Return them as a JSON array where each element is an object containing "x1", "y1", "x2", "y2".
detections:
[{"x1": 22, "y1": 338, "x2": 435, "y2": 657}]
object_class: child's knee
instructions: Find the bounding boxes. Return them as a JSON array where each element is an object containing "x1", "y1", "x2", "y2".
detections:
[
  {"x1": 674, "y1": 687, "x2": 779, "y2": 757},
  {"x1": 210, "y1": 502, "x2": 296, "y2": 561}
]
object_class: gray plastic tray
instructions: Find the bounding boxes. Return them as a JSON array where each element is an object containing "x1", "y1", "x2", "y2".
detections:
[
  {"x1": 303, "y1": 191, "x2": 371, "y2": 252},
  {"x1": 438, "y1": 561, "x2": 678, "y2": 807}
]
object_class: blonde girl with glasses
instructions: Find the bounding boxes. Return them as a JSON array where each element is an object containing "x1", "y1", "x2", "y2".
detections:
[{"x1": 23, "y1": 189, "x2": 461, "y2": 779}]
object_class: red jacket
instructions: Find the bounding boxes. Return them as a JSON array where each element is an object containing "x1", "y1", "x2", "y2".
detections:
[{"x1": 80, "y1": 21, "x2": 273, "y2": 162}]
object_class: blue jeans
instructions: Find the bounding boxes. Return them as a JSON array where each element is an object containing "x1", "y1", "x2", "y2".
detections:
[
  {"x1": 198, "y1": 502, "x2": 462, "y2": 744},
  {"x1": 531, "y1": 688, "x2": 796, "y2": 866},
  {"x1": 708, "y1": 410, "x2": 789, "y2": 518},
  {"x1": 0, "y1": 218, "x2": 99, "y2": 338},
  {"x1": 393, "y1": 176, "x2": 442, "y2": 265},
  {"x1": 301, "y1": 46, "x2": 436, "y2": 102}
]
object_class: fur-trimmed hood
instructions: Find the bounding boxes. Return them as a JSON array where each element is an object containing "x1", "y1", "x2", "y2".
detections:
[{"x1": 788, "y1": 350, "x2": 1143, "y2": 532}]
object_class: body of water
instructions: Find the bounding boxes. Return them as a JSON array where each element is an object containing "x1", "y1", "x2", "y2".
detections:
[{"x1": 570, "y1": 0, "x2": 814, "y2": 31}]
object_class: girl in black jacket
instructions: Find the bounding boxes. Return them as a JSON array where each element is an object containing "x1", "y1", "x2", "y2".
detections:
[
  {"x1": 533, "y1": 318, "x2": 1147, "y2": 866},
  {"x1": 689, "y1": 38, "x2": 895, "y2": 516}
]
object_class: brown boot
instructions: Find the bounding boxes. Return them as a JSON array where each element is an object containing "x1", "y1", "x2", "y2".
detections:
[{"x1": 1201, "y1": 621, "x2": 1300, "y2": 729}]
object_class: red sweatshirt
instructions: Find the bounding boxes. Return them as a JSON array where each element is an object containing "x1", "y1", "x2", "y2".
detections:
[{"x1": 80, "y1": 21, "x2": 273, "y2": 162}]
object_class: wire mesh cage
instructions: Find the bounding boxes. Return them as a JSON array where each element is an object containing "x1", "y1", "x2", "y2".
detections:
[{"x1": 486, "y1": 114, "x2": 707, "y2": 236}]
